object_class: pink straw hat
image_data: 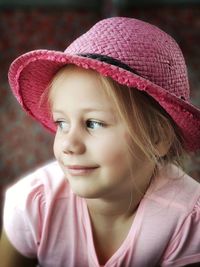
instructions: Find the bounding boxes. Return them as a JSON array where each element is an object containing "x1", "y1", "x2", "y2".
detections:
[{"x1": 8, "y1": 17, "x2": 200, "y2": 152}]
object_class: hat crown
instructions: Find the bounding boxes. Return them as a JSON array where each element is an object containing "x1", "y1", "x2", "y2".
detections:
[{"x1": 65, "y1": 17, "x2": 189, "y2": 100}]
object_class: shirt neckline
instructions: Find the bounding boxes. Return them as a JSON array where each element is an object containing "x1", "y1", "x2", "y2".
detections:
[{"x1": 79, "y1": 195, "x2": 147, "y2": 266}]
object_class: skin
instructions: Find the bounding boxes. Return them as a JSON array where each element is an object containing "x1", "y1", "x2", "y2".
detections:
[{"x1": 52, "y1": 67, "x2": 156, "y2": 264}]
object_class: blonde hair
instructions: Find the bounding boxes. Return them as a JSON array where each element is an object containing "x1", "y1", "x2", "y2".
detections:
[{"x1": 42, "y1": 65, "x2": 185, "y2": 169}]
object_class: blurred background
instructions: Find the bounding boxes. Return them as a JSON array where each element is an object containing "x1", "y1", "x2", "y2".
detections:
[{"x1": 0, "y1": 0, "x2": 200, "y2": 230}]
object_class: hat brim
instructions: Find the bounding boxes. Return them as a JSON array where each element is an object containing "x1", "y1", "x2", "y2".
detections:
[{"x1": 8, "y1": 49, "x2": 200, "y2": 151}]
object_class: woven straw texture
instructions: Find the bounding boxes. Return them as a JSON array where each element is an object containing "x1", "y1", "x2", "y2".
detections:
[{"x1": 8, "y1": 17, "x2": 200, "y2": 151}]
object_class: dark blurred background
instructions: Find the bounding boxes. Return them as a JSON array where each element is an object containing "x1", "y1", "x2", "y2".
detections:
[{"x1": 0, "y1": 0, "x2": 200, "y2": 230}]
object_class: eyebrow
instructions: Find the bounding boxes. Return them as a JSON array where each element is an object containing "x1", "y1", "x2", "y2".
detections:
[{"x1": 52, "y1": 107, "x2": 113, "y2": 114}]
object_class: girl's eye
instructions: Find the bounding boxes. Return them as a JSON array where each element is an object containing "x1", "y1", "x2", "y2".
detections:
[
  {"x1": 54, "y1": 121, "x2": 69, "y2": 132},
  {"x1": 86, "y1": 120, "x2": 104, "y2": 130}
]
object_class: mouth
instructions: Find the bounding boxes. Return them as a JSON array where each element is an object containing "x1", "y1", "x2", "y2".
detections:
[{"x1": 64, "y1": 165, "x2": 99, "y2": 176}]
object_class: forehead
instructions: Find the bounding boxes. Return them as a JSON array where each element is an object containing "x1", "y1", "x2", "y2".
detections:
[
  {"x1": 50, "y1": 66, "x2": 115, "y2": 111},
  {"x1": 49, "y1": 66, "x2": 118, "y2": 116}
]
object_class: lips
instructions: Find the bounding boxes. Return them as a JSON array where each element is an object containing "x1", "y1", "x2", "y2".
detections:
[{"x1": 65, "y1": 165, "x2": 99, "y2": 176}]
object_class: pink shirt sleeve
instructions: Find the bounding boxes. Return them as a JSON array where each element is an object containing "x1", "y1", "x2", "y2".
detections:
[
  {"x1": 3, "y1": 171, "x2": 45, "y2": 258},
  {"x1": 161, "y1": 197, "x2": 200, "y2": 267}
]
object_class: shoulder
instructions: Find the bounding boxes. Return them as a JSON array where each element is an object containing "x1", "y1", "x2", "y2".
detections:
[
  {"x1": 3, "y1": 161, "x2": 71, "y2": 258},
  {"x1": 149, "y1": 165, "x2": 200, "y2": 266},
  {"x1": 6, "y1": 160, "x2": 69, "y2": 206},
  {"x1": 148, "y1": 164, "x2": 200, "y2": 215},
  {"x1": 4, "y1": 160, "x2": 71, "y2": 225}
]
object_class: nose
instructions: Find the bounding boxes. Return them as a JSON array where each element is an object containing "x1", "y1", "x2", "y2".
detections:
[{"x1": 61, "y1": 127, "x2": 86, "y2": 155}]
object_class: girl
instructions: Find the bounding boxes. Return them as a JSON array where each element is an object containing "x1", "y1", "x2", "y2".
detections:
[{"x1": 1, "y1": 17, "x2": 200, "y2": 267}]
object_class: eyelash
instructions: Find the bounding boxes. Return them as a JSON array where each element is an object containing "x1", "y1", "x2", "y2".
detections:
[
  {"x1": 54, "y1": 119, "x2": 105, "y2": 132},
  {"x1": 54, "y1": 120, "x2": 69, "y2": 131},
  {"x1": 86, "y1": 120, "x2": 105, "y2": 130}
]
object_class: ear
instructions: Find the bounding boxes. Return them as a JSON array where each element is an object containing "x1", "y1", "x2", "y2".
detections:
[
  {"x1": 152, "y1": 116, "x2": 176, "y2": 158},
  {"x1": 154, "y1": 126, "x2": 174, "y2": 157},
  {"x1": 155, "y1": 139, "x2": 171, "y2": 157}
]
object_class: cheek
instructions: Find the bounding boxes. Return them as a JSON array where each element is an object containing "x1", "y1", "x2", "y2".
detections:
[{"x1": 91, "y1": 133, "x2": 129, "y2": 166}]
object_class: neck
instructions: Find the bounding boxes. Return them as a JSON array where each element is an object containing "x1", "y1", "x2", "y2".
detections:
[
  {"x1": 86, "y1": 172, "x2": 153, "y2": 228},
  {"x1": 86, "y1": 189, "x2": 142, "y2": 229},
  {"x1": 86, "y1": 193, "x2": 141, "y2": 266}
]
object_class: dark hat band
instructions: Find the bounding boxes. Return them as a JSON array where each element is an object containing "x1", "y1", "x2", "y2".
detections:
[
  {"x1": 79, "y1": 53, "x2": 139, "y2": 76},
  {"x1": 79, "y1": 53, "x2": 187, "y2": 101}
]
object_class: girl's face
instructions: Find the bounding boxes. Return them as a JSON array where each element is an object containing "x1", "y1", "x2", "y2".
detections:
[{"x1": 52, "y1": 67, "x2": 154, "y2": 200}]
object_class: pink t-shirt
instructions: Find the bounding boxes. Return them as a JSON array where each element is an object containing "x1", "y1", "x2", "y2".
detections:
[{"x1": 3, "y1": 161, "x2": 200, "y2": 267}]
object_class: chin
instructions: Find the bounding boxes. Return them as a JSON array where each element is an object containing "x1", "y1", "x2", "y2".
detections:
[{"x1": 70, "y1": 183, "x2": 105, "y2": 199}]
